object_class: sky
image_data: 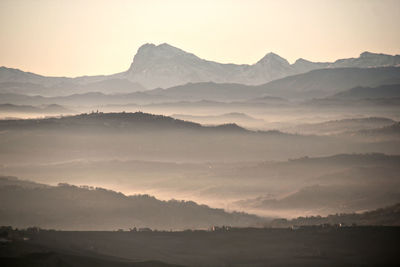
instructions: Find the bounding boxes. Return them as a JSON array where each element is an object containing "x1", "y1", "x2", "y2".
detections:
[{"x1": 0, "y1": 0, "x2": 399, "y2": 77}]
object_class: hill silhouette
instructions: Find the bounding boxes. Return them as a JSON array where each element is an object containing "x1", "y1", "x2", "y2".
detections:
[
  {"x1": 0, "y1": 176, "x2": 261, "y2": 230},
  {"x1": 0, "y1": 112, "x2": 253, "y2": 133},
  {"x1": 269, "y1": 203, "x2": 400, "y2": 227},
  {"x1": 332, "y1": 84, "x2": 400, "y2": 99}
]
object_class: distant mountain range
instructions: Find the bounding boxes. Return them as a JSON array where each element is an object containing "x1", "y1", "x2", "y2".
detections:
[
  {"x1": 149, "y1": 67, "x2": 400, "y2": 101},
  {"x1": 253, "y1": 67, "x2": 400, "y2": 99},
  {"x1": 0, "y1": 176, "x2": 261, "y2": 230},
  {"x1": 0, "y1": 75, "x2": 145, "y2": 96},
  {"x1": 124, "y1": 45, "x2": 400, "y2": 88},
  {"x1": 1, "y1": 43, "x2": 400, "y2": 96},
  {"x1": 2, "y1": 67, "x2": 399, "y2": 105},
  {"x1": 308, "y1": 83, "x2": 400, "y2": 107},
  {"x1": 332, "y1": 84, "x2": 400, "y2": 99},
  {"x1": 0, "y1": 103, "x2": 74, "y2": 115}
]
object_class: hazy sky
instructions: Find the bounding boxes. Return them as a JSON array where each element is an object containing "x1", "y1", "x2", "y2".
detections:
[{"x1": 1, "y1": 0, "x2": 399, "y2": 77}]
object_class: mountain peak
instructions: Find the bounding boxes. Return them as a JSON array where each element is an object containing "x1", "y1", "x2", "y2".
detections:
[
  {"x1": 158, "y1": 42, "x2": 177, "y2": 49},
  {"x1": 127, "y1": 43, "x2": 190, "y2": 77},
  {"x1": 136, "y1": 43, "x2": 185, "y2": 55},
  {"x1": 261, "y1": 52, "x2": 281, "y2": 59},
  {"x1": 294, "y1": 58, "x2": 312, "y2": 64},
  {"x1": 359, "y1": 51, "x2": 398, "y2": 58},
  {"x1": 257, "y1": 52, "x2": 289, "y2": 65},
  {"x1": 137, "y1": 43, "x2": 156, "y2": 51},
  {"x1": 360, "y1": 51, "x2": 379, "y2": 57}
]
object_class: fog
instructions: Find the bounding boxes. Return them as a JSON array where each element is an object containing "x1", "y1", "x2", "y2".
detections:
[
  {"x1": 1, "y1": 44, "x2": 400, "y2": 267},
  {"x1": 1, "y1": 107, "x2": 399, "y2": 221}
]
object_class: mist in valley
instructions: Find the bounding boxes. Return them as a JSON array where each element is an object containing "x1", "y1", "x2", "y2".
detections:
[{"x1": 1, "y1": 1, "x2": 400, "y2": 266}]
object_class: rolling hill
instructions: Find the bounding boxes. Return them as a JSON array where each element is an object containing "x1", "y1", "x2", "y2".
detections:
[
  {"x1": 286, "y1": 117, "x2": 396, "y2": 135},
  {"x1": 0, "y1": 112, "x2": 399, "y2": 164},
  {"x1": 0, "y1": 176, "x2": 261, "y2": 230},
  {"x1": 269, "y1": 202, "x2": 400, "y2": 227}
]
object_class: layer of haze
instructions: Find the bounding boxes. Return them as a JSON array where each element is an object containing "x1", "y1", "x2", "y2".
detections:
[{"x1": 1, "y1": 0, "x2": 400, "y2": 77}]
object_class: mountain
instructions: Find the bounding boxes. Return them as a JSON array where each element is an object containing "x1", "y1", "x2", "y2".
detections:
[
  {"x1": 0, "y1": 66, "x2": 136, "y2": 88},
  {"x1": 147, "y1": 82, "x2": 259, "y2": 101},
  {"x1": 74, "y1": 79, "x2": 146, "y2": 94},
  {"x1": 0, "y1": 81, "x2": 52, "y2": 96},
  {"x1": 254, "y1": 67, "x2": 400, "y2": 99},
  {"x1": 241, "y1": 52, "x2": 296, "y2": 84},
  {"x1": 2, "y1": 45, "x2": 400, "y2": 94},
  {"x1": 0, "y1": 74, "x2": 145, "y2": 96},
  {"x1": 291, "y1": 58, "x2": 330, "y2": 73},
  {"x1": 124, "y1": 45, "x2": 400, "y2": 89},
  {"x1": 144, "y1": 66, "x2": 400, "y2": 102},
  {"x1": 124, "y1": 44, "x2": 297, "y2": 88},
  {"x1": 1, "y1": 66, "x2": 400, "y2": 108},
  {"x1": 0, "y1": 176, "x2": 261, "y2": 230},
  {"x1": 291, "y1": 51, "x2": 400, "y2": 72},
  {"x1": 117, "y1": 66, "x2": 400, "y2": 103},
  {"x1": 332, "y1": 84, "x2": 400, "y2": 99},
  {"x1": 0, "y1": 91, "x2": 171, "y2": 106},
  {"x1": 331, "y1": 51, "x2": 400, "y2": 68},
  {"x1": 0, "y1": 67, "x2": 70, "y2": 87}
]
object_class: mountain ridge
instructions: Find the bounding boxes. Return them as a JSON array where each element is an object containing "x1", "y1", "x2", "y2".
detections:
[{"x1": 2, "y1": 44, "x2": 400, "y2": 93}]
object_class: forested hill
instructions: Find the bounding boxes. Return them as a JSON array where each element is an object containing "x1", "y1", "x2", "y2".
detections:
[{"x1": 0, "y1": 176, "x2": 261, "y2": 230}]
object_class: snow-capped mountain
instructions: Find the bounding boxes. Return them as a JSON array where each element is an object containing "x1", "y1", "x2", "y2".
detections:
[
  {"x1": 124, "y1": 44, "x2": 302, "y2": 88},
  {"x1": 123, "y1": 43, "x2": 400, "y2": 88},
  {"x1": 1, "y1": 43, "x2": 400, "y2": 93}
]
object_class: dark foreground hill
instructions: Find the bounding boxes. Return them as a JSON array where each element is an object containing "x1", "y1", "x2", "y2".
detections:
[
  {"x1": 0, "y1": 176, "x2": 261, "y2": 230},
  {"x1": 1, "y1": 226, "x2": 399, "y2": 267},
  {"x1": 0, "y1": 245, "x2": 180, "y2": 267}
]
